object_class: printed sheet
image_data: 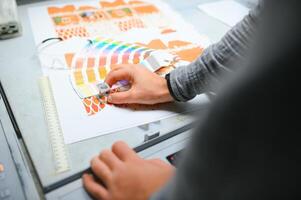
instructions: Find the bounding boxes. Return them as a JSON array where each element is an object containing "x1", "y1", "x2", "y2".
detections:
[{"x1": 28, "y1": 0, "x2": 210, "y2": 144}]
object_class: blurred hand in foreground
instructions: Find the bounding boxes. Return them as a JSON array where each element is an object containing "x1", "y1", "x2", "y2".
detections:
[{"x1": 82, "y1": 141, "x2": 174, "y2": 200}]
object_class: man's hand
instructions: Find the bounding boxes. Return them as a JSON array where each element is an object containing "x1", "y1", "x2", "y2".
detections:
[
  {"x1": 82, "y1": 141, "x2": 174, "y2": 200},
  {"x1": 105, "y1": 64, "x2": 173, "y2": 105}
]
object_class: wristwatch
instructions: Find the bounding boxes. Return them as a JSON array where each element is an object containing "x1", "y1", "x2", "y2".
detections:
[{"x1": 165, "y1": 73, "x2": 180, "y2": 101}]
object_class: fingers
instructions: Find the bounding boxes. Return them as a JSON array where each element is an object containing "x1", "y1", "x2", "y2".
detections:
[
  {"x1": 112, "y1": 141, "x2": 139, "y2": 161},
  {"x1": 90, "y1": 157, "x2": 112, "y2": 184},
  {"x1": 99, "y1": 149, "x2": 122, "y2": 170},
  {"x1": 107, "y1": 91, "x2": 133, "y2": 104},
  {"x1": 106, "y1": 66, "x2": 135, "y2": 104},
  {"x1": 82, "y1": 174, "x2": 109, "y2": 200},
  {"x1": 105, "y1": 68, "x2": 133, "y2": 86}
]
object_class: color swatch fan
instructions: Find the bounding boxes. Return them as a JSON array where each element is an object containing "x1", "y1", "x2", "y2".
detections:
[{"x1": 66, "y1": 37, "x2": 179, "y2": 99}]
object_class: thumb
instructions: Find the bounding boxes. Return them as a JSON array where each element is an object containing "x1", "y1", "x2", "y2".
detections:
[
  {"x1": 105, "y1": 68, "x2": 132, "y2": 86},
  {"x1": 107, "y1": 91, "x2": 133, "y2": 104}
]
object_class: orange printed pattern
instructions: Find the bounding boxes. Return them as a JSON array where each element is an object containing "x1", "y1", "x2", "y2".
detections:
[
  {"x1": 106, "y1": 7, "x2": 134, "y2": 18},
  {"x1": 117, "y1": 18, "x2": 145, "y2": 32},
  {"x1": 161, "y1": 28, "x2": 177, "y2": 34},
  {"x1": 47, "y1": 0, "x2": 174, "y2": 40},
  {"x1": 137, "y1": 39, "x2": 204, "y2": 62},
  {"x1": 100, "y1": 0, "x2": 127, "y2": 8},
  {"x1": 52, "y1": 14, "x2": 79, "y2": 26},
  {"x1": 83, "y1": 96, "x2": 107, "y2": 116},
  {"x1": 48, "y1": 5, "x2": 76, "y2": 14},
  {"x1": 132, "y1": 5, "x2": 159, "y2": 14},
  {"x1": 57, "y1": 26, "x2": 89, "y2": 40}
]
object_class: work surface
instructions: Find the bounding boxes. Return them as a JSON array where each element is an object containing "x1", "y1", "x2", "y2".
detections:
[{"x1": 0, "y1": 0, "x2": 233, "y2": 190}]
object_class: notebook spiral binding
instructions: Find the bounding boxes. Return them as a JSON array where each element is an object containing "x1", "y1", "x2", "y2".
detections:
[{"x1": 39, "y1": 76, "x2": 70, "y2": 174}]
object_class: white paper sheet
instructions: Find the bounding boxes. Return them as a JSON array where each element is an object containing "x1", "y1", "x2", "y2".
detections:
[
  {"x1": 198, "y1": 0, "x2": 250, "y2": 27},
  {"x1": 28, "y1": 0, "x2": 211, "y2": 144},
  {"x1": 49, "y1": 71, "x2": 209, "y2": 144}
]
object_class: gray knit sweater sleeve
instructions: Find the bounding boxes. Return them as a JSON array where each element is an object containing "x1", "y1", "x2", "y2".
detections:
[{"x1": 168, "y1": 4, "x2": 260, "y2": 102}]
